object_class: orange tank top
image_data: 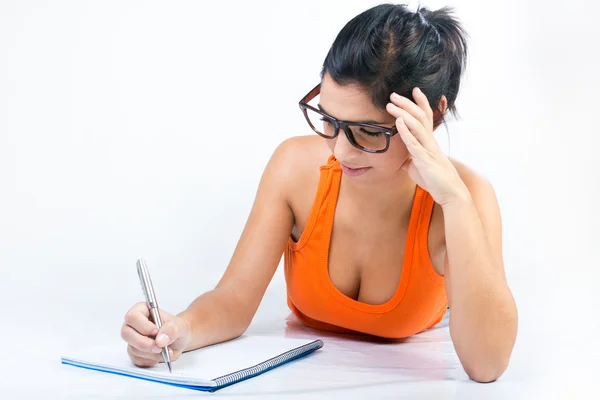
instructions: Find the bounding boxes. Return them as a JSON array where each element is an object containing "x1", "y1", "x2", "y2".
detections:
[{"x1": 284, "y1": 155, "x2": 448, "y2": 339}]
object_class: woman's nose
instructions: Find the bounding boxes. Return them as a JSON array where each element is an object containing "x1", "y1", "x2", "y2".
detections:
[{"x1": 333, "y1": 129, "x2": 360, "y2": 159}]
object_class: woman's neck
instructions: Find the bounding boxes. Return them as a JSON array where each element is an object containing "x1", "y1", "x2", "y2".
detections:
[{"x1": 342, "y1": 171, "x2": 418, "y2": 220}]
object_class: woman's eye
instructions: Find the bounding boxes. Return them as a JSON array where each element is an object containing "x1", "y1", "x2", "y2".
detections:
[
  {"x1": 359, "y1": 128, "x2": 382, "y2": 137},
  {"x1": 320, "y1": 117, "x2": 332, "y2": 125}
]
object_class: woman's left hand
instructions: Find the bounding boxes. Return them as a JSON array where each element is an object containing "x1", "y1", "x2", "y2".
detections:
[{"x1": 386, "y1": 87, "x2": 469, "y2": 207}]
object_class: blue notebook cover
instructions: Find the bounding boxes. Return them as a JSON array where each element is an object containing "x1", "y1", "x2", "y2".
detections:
[{"x1": 61, "y1": 335, "x2": 323, "y2": 392}]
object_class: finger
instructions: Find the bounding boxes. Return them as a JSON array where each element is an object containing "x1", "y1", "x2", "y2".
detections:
[
  {"x1": 124, "y1": 307, "x2": 159, "y2": 337},
  {"x1": 157, "y1": 308, "x2": 176, "y2": 324},
  {"x1": 396, "y1": 118, "x2": 425, "y2": 157},
  {"x1": 389, "y1": 92, "x2": 430, "y2": 127},
  {"x1": 400, "y1": 111, "x2": 437, "y2": 150},
  {"x1": 412, "y1": 87, "x2": 434, "y2": 121},
  {"x1": 387, "y1": 103, "x2": 438, "y2": 151},
  {"x1": 128, "y1": 344, "x2": 170, "y2": 363},
  {"x1": 127, "y1": 345, "x2": 158, "y2": 368},
  {"x1": 155, "y1": 319, "x2": 182, "y2": 348},
  {"x1": 121, "y1": 324, "x2": 163, "y2": 354},
  {"x1": 132, "y1": 302, "x2": 150, "y2": 318}
]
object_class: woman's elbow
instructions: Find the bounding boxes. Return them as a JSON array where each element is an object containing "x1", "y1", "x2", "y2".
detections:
[{"x1": 463, "y1": 360, "x2": 509, "y2": 383}]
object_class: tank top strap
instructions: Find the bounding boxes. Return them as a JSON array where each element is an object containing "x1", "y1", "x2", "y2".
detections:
[
  {"x1": 413, "y1": 185, "x2": 434, "y2": 254},
  {"x1": 415, "y1": 185, "x2": 434, "y2": 230},
  {"x1": 414, "y1": 187, "x2": 445, "y2": 285},
  {"x1": 319, "y1": 156, "x2": 342, "y2": 248},
  {"x1": 290, "y1": 154, "x2": 342, "y2": 250}
]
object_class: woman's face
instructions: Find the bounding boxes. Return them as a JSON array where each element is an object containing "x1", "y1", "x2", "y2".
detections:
[{"x1": 318, "y1": 73, "x2": 409, "y2": 185}]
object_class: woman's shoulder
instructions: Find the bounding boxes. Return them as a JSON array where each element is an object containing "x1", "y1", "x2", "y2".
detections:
[
  {"x1": 263, "y1": 135, "x2": 331, "y2": 201},
  {"x1": 447, "y1": 157, "x2": 496, "y2": 199},
  {"x1": 269, "y1": 135, "x2": 331, "y2": 176},
  {"x1": 274, "y1": 134, "x2": 331, "y2": 158}
]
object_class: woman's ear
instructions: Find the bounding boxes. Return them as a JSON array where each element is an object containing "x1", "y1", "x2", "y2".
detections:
[{"x1": 432, "y1": 95, "x2": 448, "y2": 130}]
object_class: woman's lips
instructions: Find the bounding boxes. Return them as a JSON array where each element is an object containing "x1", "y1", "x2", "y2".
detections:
[{"x1": 340, "y1": 163, "x2": 371, "y2": 177}]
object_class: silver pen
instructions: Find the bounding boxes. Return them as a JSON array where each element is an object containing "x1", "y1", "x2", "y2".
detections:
[{"x1": 136, "y1": 258, "x2": 172, "y2": 372}]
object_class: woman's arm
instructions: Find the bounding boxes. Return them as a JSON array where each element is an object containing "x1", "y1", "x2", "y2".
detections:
[
  {"x1": 442, "y1": 165, "x2": 518, "y2": 383},
  {"x1": 384, "y1": 87, "x2": 517, "y2": 382},
  {"x1": 178, "y1": 139, "x2": 297, "y2": 352}
]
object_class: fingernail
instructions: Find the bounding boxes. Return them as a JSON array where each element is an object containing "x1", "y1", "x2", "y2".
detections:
[
  {"x1": 169, "y1": 349, "x2": 174, "y2": 357},
  {"x1": 391, "y1": 92, "x2": 400, "y2": 99},
  {"x1": 156, "y1": 333, "x2": 169, "y2": 346},
  {"x1": 152, "y1": 345, "x2": 162, "y2": 353}
]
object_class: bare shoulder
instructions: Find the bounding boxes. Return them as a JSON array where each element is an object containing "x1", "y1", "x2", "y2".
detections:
[
  {"x1": 449, "y1": 158, "x2": 494, "y2": 192},
  {"x1": 272, "y1": 134, "x2": 330, "y2": 168},
  {"x1": 447, "y1": 158, "x2": 501, "y2": 216},
  {"x1": 267, "y1": 135, "x2": 331, "y2": 196}
]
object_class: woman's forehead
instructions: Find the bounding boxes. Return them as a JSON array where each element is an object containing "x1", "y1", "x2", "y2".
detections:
[{"x1": 320, "y1": 75, "x2": 390, "y2": 122}]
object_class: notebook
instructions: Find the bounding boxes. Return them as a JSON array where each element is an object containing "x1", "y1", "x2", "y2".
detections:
[{"x1": 61, "y1": 335, "x2": 323, "y2": 392}]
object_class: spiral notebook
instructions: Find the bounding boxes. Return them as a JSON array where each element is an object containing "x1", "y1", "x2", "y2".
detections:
[{"x1": 61, "y1": 335, "x2": 323, "y2": 392}]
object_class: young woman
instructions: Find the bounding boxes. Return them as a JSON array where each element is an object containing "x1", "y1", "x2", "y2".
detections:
[{"x1": 121, "y1": 4, "x2": 518, "y2": 383}]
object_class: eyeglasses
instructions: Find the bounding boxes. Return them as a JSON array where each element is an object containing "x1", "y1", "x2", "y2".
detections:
[{"x1": 298, "y1": 83, "x2": 398, "y2": 153}]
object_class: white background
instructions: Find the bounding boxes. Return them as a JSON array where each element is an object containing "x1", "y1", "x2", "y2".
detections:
[{"x1": 1, "y1": 0, "x2": 599, "y2": 398}]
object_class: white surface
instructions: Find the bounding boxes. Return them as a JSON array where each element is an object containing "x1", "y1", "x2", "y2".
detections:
[
  {"x1": 1, "y1": 0, "x2": 599, "y2": 399},
  {"x1": 4, "y1": 311, "x2": 598, "y2": 399}
]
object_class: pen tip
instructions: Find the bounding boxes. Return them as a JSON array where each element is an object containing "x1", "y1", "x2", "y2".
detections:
[{"x1": 168, "y1": 363, "x2": 172, "y2": 373}]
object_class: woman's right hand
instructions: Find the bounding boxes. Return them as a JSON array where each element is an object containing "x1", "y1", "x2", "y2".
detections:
[{"x1": 121, "y1": 302, "x2": 192, "y2": 368}]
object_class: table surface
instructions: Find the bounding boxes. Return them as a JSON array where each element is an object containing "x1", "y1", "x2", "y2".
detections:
[{"x1": 2, "y1": 307, "x2": 596, "y2": 400}]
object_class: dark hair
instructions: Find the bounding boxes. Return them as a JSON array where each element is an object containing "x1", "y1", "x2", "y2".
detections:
[{"x1": 320, "y1": 3, "x2": 468, "y2": 125}]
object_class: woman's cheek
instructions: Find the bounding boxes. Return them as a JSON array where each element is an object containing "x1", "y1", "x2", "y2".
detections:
[{"x1": 386, "y1": 138, "x2": 410, "y2": 167}]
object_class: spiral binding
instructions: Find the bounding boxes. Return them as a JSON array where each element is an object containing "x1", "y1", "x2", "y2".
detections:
[{"x1": 212, "y1": 339, "x2": 324, "y2": 388}]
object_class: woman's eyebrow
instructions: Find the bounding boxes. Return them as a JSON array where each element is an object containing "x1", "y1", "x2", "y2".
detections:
[{"x1": 317, "y1": 103, "x2": 385, "y2": 125}]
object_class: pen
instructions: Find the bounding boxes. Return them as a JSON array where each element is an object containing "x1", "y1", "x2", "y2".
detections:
[{"x1": 136, "y1": 258, "x2": 172, "y2": 373}]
